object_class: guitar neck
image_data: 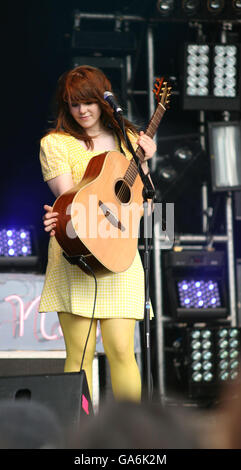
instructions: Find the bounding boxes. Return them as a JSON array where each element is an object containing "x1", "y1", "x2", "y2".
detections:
[
  {"x1": 123, "y1": 102, "x2": 166, "y2": 186},
  {"x1": 135, "y1": 101, "x2": 166, "y2": 161}
]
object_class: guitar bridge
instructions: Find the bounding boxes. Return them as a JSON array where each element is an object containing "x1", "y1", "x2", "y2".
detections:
[{"x1": 98, "y1": 200, "x2": 126, "y2": 232}]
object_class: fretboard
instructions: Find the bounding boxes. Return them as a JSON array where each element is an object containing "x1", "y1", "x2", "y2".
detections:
[{"x1": 124, "y1": 102, "x2": 166, "y2": 187}]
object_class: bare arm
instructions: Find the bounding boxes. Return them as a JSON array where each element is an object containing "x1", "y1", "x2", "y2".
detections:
[
  {"x1": 43, "y1": 172, "x2": 74, "y2": 236},
  {"x1": 47, "y1": 172, "x2": 74, "y2": 198}
]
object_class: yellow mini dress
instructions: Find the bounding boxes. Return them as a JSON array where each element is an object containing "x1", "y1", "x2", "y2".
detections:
[{"x1": 39, "y1": 132, "x2": 153, "y2": 320}]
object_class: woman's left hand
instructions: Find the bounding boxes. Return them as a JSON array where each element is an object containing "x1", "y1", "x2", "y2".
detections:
[{"x1": 136, "y1": 131, "x2": 157, "y2": 162}]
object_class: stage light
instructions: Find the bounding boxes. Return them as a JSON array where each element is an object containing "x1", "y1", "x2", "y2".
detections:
[
  {"x1": 182, "y1": 0, "x2": 200, "y2": 15},
  {"x1": 233, "y1": 0, "x2": 241, "y2": 14},
  {"x1": 155, "y1": 0, "x2": 241, "y2": 20},
  {"x1": 153, "y1": 134, "x2": 203, "y2": 203},
  {"x1": 189, "y1": 327, "x2": 215, "y2": 384},
  {"x1": 0, "y1": 228, "x2": 32, "y2": 257},
  {"x1": 156, "y1": 0, "x2": 175, "y2": 16},
  {"x1": 159, "y1": 167, "x2": 177, "y2": 182},
  {"x1": 164, "y1": 325, "x2": 241, "y2": 400},
  {"x1": 217, "y1": 327, "x2": 240, "y2": 381},
  {"x1": 0, "y1": 227, "x2": 39, "y2": 269},
  {"x1": 208, "y1": 121, "x2": 241, "y2": 192},
  {"x1": 207, "y1": 0, "x2": 224, "y2": 14},
  {"x1": 174, "y1": 147, "x2": 193, "y2": 161},
  {"x1": 163, "y1": 250, "x2": 228, "y2": 321},
  {"x1": 213, "y1": 45, "x2": 238, "y2": 98},
  {"x1": 188, "y1": 326, "x2": 240, "y2": 390},
  {"x1": 185, "y1": 44, "x2": 210, "y2": 98},
  {"x1": 183, "y1": 43, "x2": 241, "y2": 111},
  {"x1": 207, "y1": 0, "x2": 225, "y2": 13},
  {"x1": 177, "y1": 280, "x2": 222, "y2": 310}
]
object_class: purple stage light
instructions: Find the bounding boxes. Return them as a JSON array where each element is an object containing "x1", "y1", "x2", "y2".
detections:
[
  {"x1": 177, "y1": 279, "x2": 221, "y2": 308},
  {"x1": 0, "y1": 229, "x2": 32, "y2": 257}
]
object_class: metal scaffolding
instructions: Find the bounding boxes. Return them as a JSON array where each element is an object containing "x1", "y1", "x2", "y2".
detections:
[{"x1": 70, "y1": 12, "x2": 238, "y2": 403}]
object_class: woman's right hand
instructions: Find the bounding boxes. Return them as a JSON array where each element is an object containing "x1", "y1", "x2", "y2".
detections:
[{"x1": 42, "y1": 204, "x2": 59, "y2": 236}]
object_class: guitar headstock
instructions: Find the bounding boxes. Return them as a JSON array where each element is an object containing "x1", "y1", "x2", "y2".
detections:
[{"x1": 153, "y1": 77, "x2": 172, "y2": 109}]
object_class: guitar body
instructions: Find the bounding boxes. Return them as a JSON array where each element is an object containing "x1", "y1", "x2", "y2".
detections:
[
  {"x1": 53, "y1": 77, "x2": 171, "y2": 277},
  {"x1": 53, "y1": 151, "x2": 144, "y2": 277}
]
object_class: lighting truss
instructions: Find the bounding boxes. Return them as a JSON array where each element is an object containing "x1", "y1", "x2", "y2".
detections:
[
  {"x1": 183, "y1": 43, "x2": 241, "y2": 111},
  {"x1": 156, "y1": 0, "x2": 241, "y2": 21}
]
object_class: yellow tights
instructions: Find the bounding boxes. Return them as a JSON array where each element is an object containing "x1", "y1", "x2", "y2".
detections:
[{"x1": 58, "y1": 313, "x2": 142, "y2": 402}]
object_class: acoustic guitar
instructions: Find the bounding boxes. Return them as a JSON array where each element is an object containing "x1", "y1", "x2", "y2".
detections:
[{"x1": 53, "y1": 78, "x2": 171, "y2": 277}]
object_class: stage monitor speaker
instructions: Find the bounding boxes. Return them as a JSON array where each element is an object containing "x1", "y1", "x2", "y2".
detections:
[{"x1": 0, "y1": 370, "x2": 92, "y2": 428}]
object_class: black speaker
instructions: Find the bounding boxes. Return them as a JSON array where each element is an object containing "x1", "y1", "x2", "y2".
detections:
[{"x1": 0, "y1": 370, "x2": 92, "y2": 428}]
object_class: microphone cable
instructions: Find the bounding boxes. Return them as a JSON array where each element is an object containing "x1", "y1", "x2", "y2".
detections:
[{"x1": 78, "y1": 257, "x2": 98, "y2": 374}]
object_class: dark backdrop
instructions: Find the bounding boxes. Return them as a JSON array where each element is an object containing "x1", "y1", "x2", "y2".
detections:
[{"x1": 2, "y1": 0, "x2": 240, "y2": 263}]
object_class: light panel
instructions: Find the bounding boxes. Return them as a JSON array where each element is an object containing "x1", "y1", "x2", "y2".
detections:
[
  {"x1": 0, "y1": 227, "x2": 38, "y2": 269},
  {"x1": 163, "y1": 250, "x2": 228, "y2": 321},
  {"x1": 177, "y1": 280, "x2": 221, "y2": 309},
  {"x1": 183, "y1": 43, "x2": 241, "y2": 111},
  {"x1": 208, "y1": 121, "x2": 241, "y2": 191},
  {"x1": 164, "y1": 324, "x2": 241, "y2": 401},
  {"x1": 0, "y1": 229, "x2": 32, "y2": 257},
  {"x1": 188, "y1": 326, "x2": 240, "y2": 391}
]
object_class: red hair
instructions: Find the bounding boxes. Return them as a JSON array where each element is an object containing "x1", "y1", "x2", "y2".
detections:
[{"x1": 47, "y1": 65, "x2": 137, "y2": 149}]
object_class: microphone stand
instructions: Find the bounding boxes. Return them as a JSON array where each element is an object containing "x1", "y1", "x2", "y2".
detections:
[{"x1": 114, "y1": 111, "x2": 155, "y2": 402}]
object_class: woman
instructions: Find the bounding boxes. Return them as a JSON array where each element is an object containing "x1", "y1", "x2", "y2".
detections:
[{"x1": 40, "y1": 65, "x2": 156, "y2": 402}]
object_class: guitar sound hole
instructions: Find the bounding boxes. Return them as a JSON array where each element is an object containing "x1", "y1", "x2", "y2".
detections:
[{"x1": 115, "y1": 180, "x2": 131, "y2": 204}]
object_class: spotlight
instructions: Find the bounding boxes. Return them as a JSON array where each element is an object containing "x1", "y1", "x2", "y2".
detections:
[
  {"x1": 233, "y1": 0, "x2": 241, "y2": 14},
  {"x1": 233, "y1": 0, "x2": 241, "y2": 9},
  {"x1": 182, "y1": 0, "x2": 200, "y2": 15},
  {"x1": 156, "y1": 0, "x2": 175, "y2": 16},
  {"x1": 174, "y1": 147, "x2": 193, "y2": 161},
  {"x1": 153, "y1": 135, "x2": 203, "y2": 203},
  {"x1": 159, "y1": 167, "x2": 177, "y2": 182},
  {"x1": 207, "y1": 0, "x2": 225, "y2": 13}
]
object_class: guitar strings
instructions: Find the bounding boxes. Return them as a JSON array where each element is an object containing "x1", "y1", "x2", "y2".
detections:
[{"x1": 116, "y1": 107, "x2": 162, "y2": 202}]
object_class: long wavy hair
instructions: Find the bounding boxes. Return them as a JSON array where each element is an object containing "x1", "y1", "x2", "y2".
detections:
[{"x1": 47, "y1": 65, "x2": 137, "y2": 149}]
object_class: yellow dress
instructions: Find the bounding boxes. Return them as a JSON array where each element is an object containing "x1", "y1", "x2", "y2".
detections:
[{"x1": 39, "y1": 132, "x2": 153, "y2": 320}]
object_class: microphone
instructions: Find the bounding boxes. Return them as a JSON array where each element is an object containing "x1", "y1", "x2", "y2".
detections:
[{"x1": 104, "y1": 91, "x2": 123, "y2": 114}]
